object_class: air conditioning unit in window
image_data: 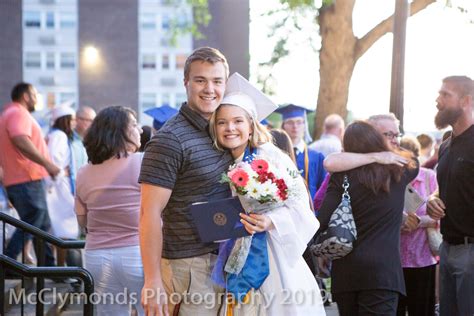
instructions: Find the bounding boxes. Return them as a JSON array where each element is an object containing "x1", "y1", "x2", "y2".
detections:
[
  {"x1": 39, "y1": 76, "x2": 56, "y2": 86},
  {"x1": 39, "y1": 36, "x2": 56, "y2": 45},
  {"x1": 161, "y1": 78, "x2": 176, "y2": 87}
]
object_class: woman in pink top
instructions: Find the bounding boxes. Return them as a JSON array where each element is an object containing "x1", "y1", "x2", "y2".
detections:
[
  {"x1": 75, "y1": 106, "x2": 144, "y2": 315},
  {"x1": 398, "y1": 136, "x2": 439, "y2": 316}
]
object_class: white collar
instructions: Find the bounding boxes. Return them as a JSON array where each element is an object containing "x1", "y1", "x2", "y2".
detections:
[{"x1": 294, "y1": 140, "x2": 306, "y2": 154}]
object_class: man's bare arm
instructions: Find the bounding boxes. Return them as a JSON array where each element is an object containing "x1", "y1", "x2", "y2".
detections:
[
  {"x1": 11, "y1": 135, "x2": 60, "y2": 177},
  {"x1": 76, "y1": 215, "x2": 87, "y2": 229},
  {"x1": 140, "y1": 183, "x2": 172, "y2": 316},
  {"x1": 427, "y1": 190, "x2": 445, "y2": 220},
  {"x1": 324, "y1": 152, "x2": 408, "y2": 173}
]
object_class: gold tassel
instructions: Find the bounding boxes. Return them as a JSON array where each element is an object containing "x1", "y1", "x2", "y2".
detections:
[{"x1": 226, "y1": 291, "x2": 252, "y2": 316}]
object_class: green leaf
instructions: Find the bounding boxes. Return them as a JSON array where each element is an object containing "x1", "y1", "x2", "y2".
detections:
[{"x1": 164, "y1": 0, "x2": 211, "y2": 47}]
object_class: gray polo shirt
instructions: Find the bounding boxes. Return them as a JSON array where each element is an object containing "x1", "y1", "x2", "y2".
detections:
[{"x1": 139, "y1": 103, "x2": 233, "y2": 259}]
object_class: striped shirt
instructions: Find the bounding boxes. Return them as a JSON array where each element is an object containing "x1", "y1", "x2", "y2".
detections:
[{"x1": 139, "y1": 103, "x2": 233, "y2": 259}]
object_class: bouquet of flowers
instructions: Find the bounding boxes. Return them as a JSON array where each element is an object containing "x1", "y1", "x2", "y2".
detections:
[
  {"x1": 220, "y1": 156, "x2": 302, "y2": 274},
  {"x1": 221, "y1": 157, "x2": 300, "y2": 213}
]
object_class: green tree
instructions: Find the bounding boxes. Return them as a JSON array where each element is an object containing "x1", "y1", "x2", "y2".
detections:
[
  {"x1": 166, "y1": 0, "x2": 211, "y2": 45},
  {"x1": 263, "y1": 0, "x2": 438, "y2": 139}
]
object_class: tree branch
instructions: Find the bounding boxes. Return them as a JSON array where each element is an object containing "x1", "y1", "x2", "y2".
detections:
[{"x1": 354, "y1": 0, "x2": 436, "y2": 60}]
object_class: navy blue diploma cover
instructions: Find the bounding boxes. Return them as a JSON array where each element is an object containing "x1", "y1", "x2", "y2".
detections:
[{"x1": 190, "y1": 196, "x2": 250, "y2": 242}]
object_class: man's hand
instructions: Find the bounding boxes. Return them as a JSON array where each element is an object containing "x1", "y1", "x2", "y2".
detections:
[
  {"x1": 44, "y1": 161, "x2": 61, "y2": 179},
  {"x1": 427, "y1": 195, "x2": 446, "y2": 220},
  {"x1": 140, "y1": 184, "x2": 172, "y2": 316},
  {"x1": 11, "y1": 135, "x2": 60, "y2": 178},
  {"x1": 141, "y1": 282, "x2": 169, "y2": 316},
  {"x1": 402, "y1": 212, "x2": 420, "y2": 232},
  {"x1": 373, "y1": 152, "x2": 408, "y2": 167}
]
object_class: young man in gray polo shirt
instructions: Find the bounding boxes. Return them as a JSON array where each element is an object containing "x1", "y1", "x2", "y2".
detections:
[{"x1": 139, "y1": 47, "x2": 232, "y2": 315}]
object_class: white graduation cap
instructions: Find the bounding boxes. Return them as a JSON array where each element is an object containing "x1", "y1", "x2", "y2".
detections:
[
  {"x1": 221, "y1": 72, "x2": 277, "y2": 121},
  {"x1": 51, "y1": 101, "x2": 75, "y2": 121}
]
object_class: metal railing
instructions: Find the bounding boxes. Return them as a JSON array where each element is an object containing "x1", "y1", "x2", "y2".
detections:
[{"x1": 0, "y1": 212, "x2": 93, "y2": 316}]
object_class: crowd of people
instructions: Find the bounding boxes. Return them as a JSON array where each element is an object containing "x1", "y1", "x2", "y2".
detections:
[{"x1": 0, "y1": 46, "x2": 473, "y2": 316}]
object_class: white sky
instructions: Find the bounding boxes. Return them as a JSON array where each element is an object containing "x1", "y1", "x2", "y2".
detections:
[{"x1": 250, "y1": 0, "x2": 474, "y2": 133}]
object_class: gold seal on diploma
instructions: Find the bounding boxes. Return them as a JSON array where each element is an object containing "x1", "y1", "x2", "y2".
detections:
[{"x1": 213, "y1": 212, "x2": 227, "y2": 226}]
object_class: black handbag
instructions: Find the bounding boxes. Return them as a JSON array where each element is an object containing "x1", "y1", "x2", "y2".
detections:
[{"x1": 311, "y1": 175, "x2": 357, "y2": 260}]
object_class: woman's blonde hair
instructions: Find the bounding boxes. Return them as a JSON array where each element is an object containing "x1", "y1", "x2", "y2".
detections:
[{"x1": 209, "y1": 104, "x2": 272, "y2": 151}]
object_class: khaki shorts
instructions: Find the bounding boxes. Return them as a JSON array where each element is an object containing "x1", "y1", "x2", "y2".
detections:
[{"x1": 166, "y1": 253, "x2": 225, "y2": 316}]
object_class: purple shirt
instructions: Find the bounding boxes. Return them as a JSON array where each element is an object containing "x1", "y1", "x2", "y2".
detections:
[
  {"x1": 400, "y1": 167, "x2": 438, "y2": 268},
  {"x1": 75, "y1": 153, "x2": 143, "y2": 250},
  {"x1": 313, "y1": 173, "x2": 330, "y2": 213}
]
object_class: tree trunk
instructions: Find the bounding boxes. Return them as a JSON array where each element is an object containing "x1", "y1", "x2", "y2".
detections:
[
  {"x1": 314, "y1": 0, "x2": 357, "y2": 140},
  {"x1": 312, "y1": 0, "x2": 436, "y2": 140}
]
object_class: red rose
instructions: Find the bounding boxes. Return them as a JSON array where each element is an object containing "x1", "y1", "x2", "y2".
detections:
[{"x1": 258, "y1": 171, "x2": 276, "y2": 183}]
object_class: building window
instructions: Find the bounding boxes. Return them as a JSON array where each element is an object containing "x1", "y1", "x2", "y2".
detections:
[
  {"x1": 46, "y1": 12, "x2": 55, "y2": 29},
  {"x1": 59, "y1": 12, "x2": 76, "y2": 29},
  {"x1": 161, "y1": 77, "x2": 176, "y2": 87},
  {"x1": 24, "y1": 11, "x2": 41, "y2": 28},
  {"x1": 161, "y1": 93, "x2": 170, "y2": 107},
  {"x1": 141, "y1": 54, "x2": 156, "y2": 69},
  {"x1": 141, "y1": 93, "x2": 157, "y2": 111},
  {"x1": 161, "y1": 14, "x2": 170, "y2": 30},
  {"x1": 175, "y1": 93, "x2": 186, "y2": 107},
  {"x1": 46, "y1": 52, "x2": 55, "y2": 69},
  {"x1": 160, "y1": 37, "x2": 171, "y2": 47},
  {"x1": 46, "y1": 92, "x2": 56, "y2": 109},
  {"x1": 59, "y1": 92, "x2": 76, "y2": 105},
  {"x1": 162, "y1": 54, "x2": 170, "y2": 70},
  {"x1": 60, "y1": 52, "x2": 75, "y2": 69},
  {"x1": 25, "y1": 52, "x2": 41, "y2": 68},
  {"x1": 177, "y1": 15, "x2": 188, "y2": 29},
  {"x1": 140, "y1": 13, "x2": 156, "y2": 29},
  {"x1": 175, "y1": 54, "x2": 187, "y2": 69}
]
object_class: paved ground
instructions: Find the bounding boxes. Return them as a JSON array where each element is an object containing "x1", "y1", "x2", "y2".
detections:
[{"x1": 325, "y1": 303, "x2": 339, "y2": 315}]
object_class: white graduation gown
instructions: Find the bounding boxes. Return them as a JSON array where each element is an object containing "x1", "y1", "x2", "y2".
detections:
[
  {"x1": 45, "y1": 129, "x2": 79, "y2": 239},
  {"x1": 223, "y1": 142, "x2": 326, "y2": 316}
]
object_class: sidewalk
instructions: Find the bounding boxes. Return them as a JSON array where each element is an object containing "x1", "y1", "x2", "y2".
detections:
[{"x1": 325, "y1": 303, "x2": 339, "y2": 316}]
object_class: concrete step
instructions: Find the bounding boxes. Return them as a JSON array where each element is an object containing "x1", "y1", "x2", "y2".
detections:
[
  {"x1": 58, "y1": 294, "x2": 85, "y2": 316},
  {"x1": 3, "y1": 277, "x2": 35, "y2": 313},
  {"x1": 4, "y1": 279, "x2": 22, "y2": 312},
  {"x1": 4, "y1": 279, "x2": 79, "y2": 316}
]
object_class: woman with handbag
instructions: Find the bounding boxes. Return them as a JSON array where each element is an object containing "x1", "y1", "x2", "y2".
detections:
[
  {"x1": 397, "y1": 136, "x2": 439, "y2": 316},
  {"x1": 318, "y1": 120, "x2": 418, "y2": 316}
]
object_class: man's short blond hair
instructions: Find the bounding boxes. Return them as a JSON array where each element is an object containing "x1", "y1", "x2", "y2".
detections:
[
  {"x1": 443, "y1": 76, "x2": 474, "y2": 98},
  {"x1": 184, "y1": 47, "x2": 229, "y2": 80}
]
